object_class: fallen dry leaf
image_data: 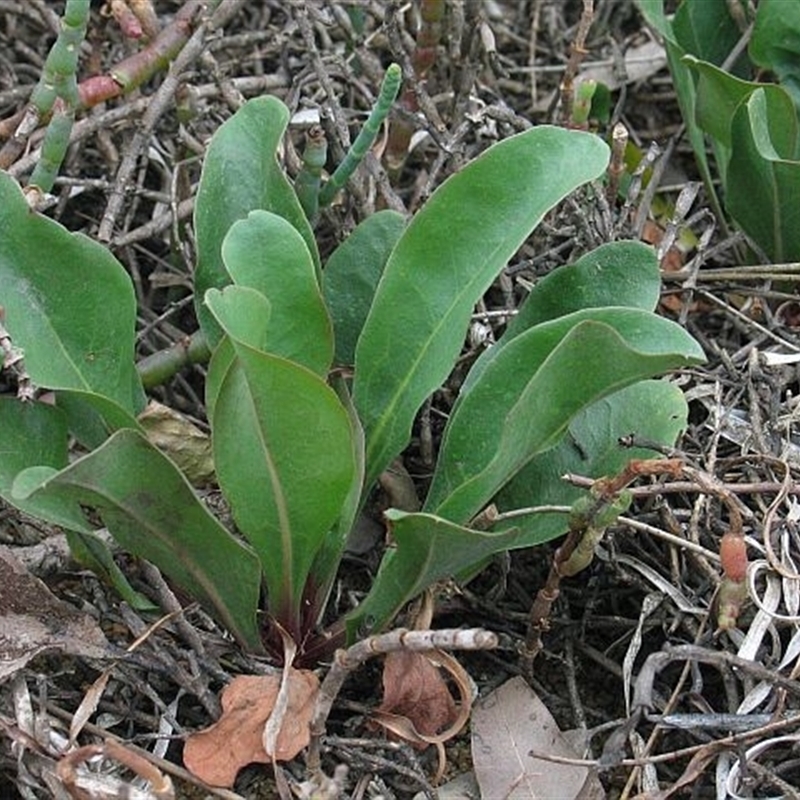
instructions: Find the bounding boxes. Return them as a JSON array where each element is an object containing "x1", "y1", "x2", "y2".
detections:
[
  {"x1": 374, "y1": 650, "x2": 458, "y2": 746},
  {"x1": 0, "y1": 545, "x2": 113, "y2": 681},
  {"x1": 183, "y1": 670, "x2": 319, "y2": 788},
  {"x1": 471, "y1": 676, "x2": 605, "y2": 800},
  {"x1": 138, "y1": 400, "x2": 214, "y2": 486}
]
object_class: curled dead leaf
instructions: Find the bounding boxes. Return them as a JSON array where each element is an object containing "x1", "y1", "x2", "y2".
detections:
[
  {"x1": 138, "y1": 400, "x2": 214, "y2": 486},
  {"x1": 183, "y1": 670, "x2": 319, "y2": 788},
  {"x1": 371, "y1": 648, "x2": 473, "y2": 783},
  {"x1": 374, "y1": 650, "x2": 458, "y2": 745}
]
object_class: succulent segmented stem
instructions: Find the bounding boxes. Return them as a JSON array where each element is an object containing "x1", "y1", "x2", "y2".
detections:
[
  {"x1": 30, "y1": 0, "x2": 88, "y2": 115},
  {"x1": 27, "y1": 0, "x2": 89, "y2": 193},
  {"x1": 29, "y1": 106, "x2": 75, "y2": 192},
  {"x1": 295, "y1": 125, "x2": 328, "y2": 221},
  {"x1": 318, "y1": 63, "x2": 402, "y2": 207}
]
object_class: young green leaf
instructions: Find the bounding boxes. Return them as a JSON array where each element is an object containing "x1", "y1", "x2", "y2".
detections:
[
  {"x1": 0, "y1": 172, "x2": 144, "y2": 417},
  {"x1": 221, "y1": 210, "x2": 333, "y2": 375},
  {"x1": 353, "y1": 126, "x2": 610, "y2": 489},
  {"x1": 194, "y1": 96, "x2": 319, "y2": 345},
  {"x1": 204, "y1": 285, "x2": 271, "y2": 352},
  {"x1": 13, "y1": 429, "x2": 264, "y2": 652}
]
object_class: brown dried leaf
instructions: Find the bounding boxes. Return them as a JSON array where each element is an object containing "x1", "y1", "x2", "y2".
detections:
[
  {"x1": 0, "y1": 545, "x2": 112, "y2": 680},
  {"x1": 374, "y1": 650, "x2": 458, "y2": 747},
  {"x1": 183, "y1": 670, "x2": 319, "y2": 788}
]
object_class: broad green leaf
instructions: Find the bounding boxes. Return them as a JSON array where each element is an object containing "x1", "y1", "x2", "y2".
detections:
[
  {"x1": 221, "y1": 210, "x2": 332, "y2": 375},
  {"x1": 466, "y1": 241, "x2": 661, "y2": 393},
  {"x1": 727, "y1": 89, "x2": 800, "y2": 261},
  {"x1": 194, "y1": 96, "x2": 319, "y2": 345},
  {"x1": 750, "y1": 0, "x2": 800, "y2": 110},
  {"x1": 0, "y1": 398, "x2": 150, "y2": 608},
  {"x1": 672, "y1": 0, "x2": 750, "y2": 76},
  {"x1": 54, "y1": 389, "x2": 143, "y2": 449},
  {"x1": 466, "y1": 241, "x2": 660, "y2": 391},
  {"x1": 205, "y1": 286, "x2": 271, "y2": 350},
  {"x1": 205, "y1": 335, "x2": 236, "y2": 424},
  {"x1": 511, "y1": 241, "x2": 661, "y2": 329},
  {"x1": 346, "y1": 509, "x2": 524, "y2": 638},
  {"x1": 212, "y1": 343, "x2": 357, "y2": 637},
  {"x1": 687, "y1": 56, "x2": 798, "y2": 155},
  {"x1": 0, "y1": 397, "x2": 80, "y2": 526},
  {"x1": 323, "y1": 210, "x2": 406, "y2": 366},
  {"x1": 348, "y1": 381, "x2": 687, "y2": 638},
  {"x1": 0, "y1": 172, "x2": 144, "y2": 416},
  {"x1": 353, "y1": 126, "x2": 610, "y2": 489},
  {"x1": 303, "y1": 375, "x2": 366, "y2": 625},
  {"x1": 426, "y1": 310, "x2": 704, "y2": 523},
  {"x1": 494, "y1": 380, "x2": 688, "y2": 545},
  {"x1": 13, "y1": 429, "x2": 263, "y2": 652}
]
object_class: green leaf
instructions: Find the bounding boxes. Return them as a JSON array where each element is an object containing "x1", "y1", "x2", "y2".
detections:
[
  {"x1": 353, "y1": 126, "x2": 610, "y2": 489},
  {"x1": 323, "y1": 210, "x2": 406, "y2": 366},
  {"x1": 687, "y1": 56, "x2": 798, "y2": 154},
  {"x1": 750, "y1": 0, "x2": 800, "y2": 110},
  {"x1": 635, "y1": 0, "x2": 675, "y2": 43},
  {"x1": 425, "y1": 310, "x2": 704, "y2": 523},
  {"x1": 212, "y1": 343, "x2": 357, "y2": 637},
  {"x1": 194, "y1": 96, "x2": 319, "y2": 345},
  {"x1": 727, "y1": 88, "x2": 800, "y2": 261},
  {"x1": 495, "y1": 380, "x2": 688, "y2": 545},
  {"x1": 205, "y1": 286, "x2": 271, "y2": 350},
  {"x1": 303, "y1": 375, "x2": 366, "y2": 624},
  {"x1": 466, "y1": 241, "x2": 661, "y2": 393},
  {"x1": 205, "y1": 335, "x2": 236, "y2": 424},
  {"x1": 672, "y1": 0, "x2": 749, "y2": 74},
  {"x1": 506, "y1": 239, "x2": 660, "y2": 336},
  {"x1": 0, "y1": 172, "x2": 144, "y2": 416},
  {"x1": 13, "y1": 429, "x2": 264, "y2": 652},
  {"x1": 221, "y1": 210, "x2": 333, "y2": 375},
  {"x1": 0, "y1": 397, "x2": 81, "y2": 526},
  {"x1": 0, "y1": 398, "x2": 152, "y2": 609},
  {"x1": 347, "y1": 509, "x2": 524, "y2": 637}
]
